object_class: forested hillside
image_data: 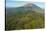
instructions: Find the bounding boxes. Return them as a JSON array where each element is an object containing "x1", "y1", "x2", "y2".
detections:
[{"x1": 6, "y1": 3, "x2": 44, "y2": 30}]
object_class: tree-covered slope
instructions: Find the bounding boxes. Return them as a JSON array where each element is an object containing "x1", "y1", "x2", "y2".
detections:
[{"x1": 6, "y1": 3, "x2": 44, "y2": 30}]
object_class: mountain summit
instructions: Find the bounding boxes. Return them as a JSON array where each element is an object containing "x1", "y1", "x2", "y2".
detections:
[
  {"x1": 24, "y1": 3, "x2": 44, "y2": 14},
  {"x1": 24, "y1": 3, "x2": 32, "y2": 7}
]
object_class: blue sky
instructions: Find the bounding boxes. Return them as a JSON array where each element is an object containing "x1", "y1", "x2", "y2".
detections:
[{"x1": 6, "y1": 0, "x2": 45, "y2": 8}]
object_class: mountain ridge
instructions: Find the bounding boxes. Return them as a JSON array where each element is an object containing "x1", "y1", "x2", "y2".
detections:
[{"x1": 6, "y1": 3, "x2": 44, "y2": 15}]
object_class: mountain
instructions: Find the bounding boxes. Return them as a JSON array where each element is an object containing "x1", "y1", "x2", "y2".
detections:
[
  {"x1": 6, "y1": 3, "x2": 44, "y2": 14},
  {"x1": 6, "y1": 3, "x2": 44, "y2": 30}
]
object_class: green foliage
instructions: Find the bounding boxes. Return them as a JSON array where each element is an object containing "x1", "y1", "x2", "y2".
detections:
[{"x1": 6, "y1": 11, "x2": 44, "y2": 30}]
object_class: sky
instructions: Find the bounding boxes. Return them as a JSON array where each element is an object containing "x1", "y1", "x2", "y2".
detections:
[
  {"x1": 6, "y1": 0, "x2": 44, "y2": 2},
  {"x1": 6, "y1": 0, "x2": 45, "y2": 8}
]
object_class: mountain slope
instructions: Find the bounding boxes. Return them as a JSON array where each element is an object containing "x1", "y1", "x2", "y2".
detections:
[{"x1": 6, "y1": 3, "x2": 44, "y2": 30}]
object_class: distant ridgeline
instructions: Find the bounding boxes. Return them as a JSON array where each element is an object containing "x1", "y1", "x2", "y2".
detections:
[{"x1": 6, "y1": 3, "x2": 44, "y2": 30}]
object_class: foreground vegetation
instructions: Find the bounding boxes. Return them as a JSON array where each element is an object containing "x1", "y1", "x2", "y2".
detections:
[{"x1": 6, "y1": 11, "x2": 44, "y2": 30}]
